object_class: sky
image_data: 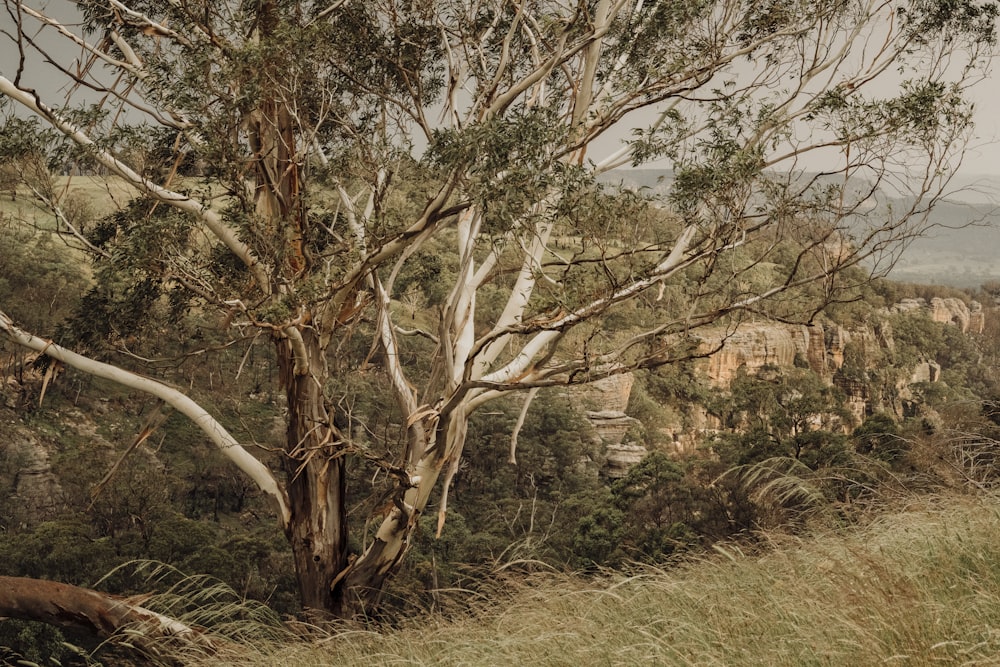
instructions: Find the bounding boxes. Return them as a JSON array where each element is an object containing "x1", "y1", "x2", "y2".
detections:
[
  {"x1": 3, "y1": 5, "x2": 1000, "y2": 180},
  {"x1": 956, "y1": 81, "x2": 1000, "y2": 176}
]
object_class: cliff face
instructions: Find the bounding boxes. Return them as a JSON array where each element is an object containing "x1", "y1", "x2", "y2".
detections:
[
  {"x1": 891, "y1": 297, "x2": 985, "y2": 334},
  {"x1": 698, "y1": 322, "x2": 878, "y2": 387},
  {"x1": 692, "y1": 297, "x2": 985, "y2": 425},
  {"x1": 700, "y1": 297, "x2": 985, "y2": 388},
  {"x1": 576, "y1": 294, "x2": 987, "y2": 475},
  {"x1": 576, "y1": 374, "x2": 645, "y2": 478},
  {"x1": 701, "y1": 324, "x2": 811, "y2": 387}
]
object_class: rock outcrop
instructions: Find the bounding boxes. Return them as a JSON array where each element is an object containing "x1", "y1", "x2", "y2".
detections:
[
  {"x1": 7, "y1": 429, "x2": 64, "y2": 523},
  {"x1": 891, "y1": 297, "x2": 984, "y2": 334},
  {"x1": 573, "y1": 294, "x2": 986, "y2": 477},
  {"x1": 909, "y1": 360, "x2": 941, "y2": 384},
  {"x1": 700, "y1": 295, "x2": 986, "y2": 391},
  {"x1": 698, "y1": 322, "x2": 876, "y2": 387},
  {"x1": 577, "y1": 373, "x2": 633, "y2": 413},
  {"x1": 702, "y1": 324, "x2": 813, "y2": 387},
  {"x1": 574, "y1": 374, "x2": 646, "y2": 478},
  {"x1": 604, "y1": 443, "x2": 648, "y2": 478},
  {"x1": 586, "y1": 409, "x2": 639, "y2": 449},
  {"x1": 969, "y1": 301, "x2": 986, "y2": 334},
  {"x1": 1, "y1": 403, "x2": 119, "y2": 525},
  {"x1": 695, "y1": 296, "x2": 987, "y2": 426}
]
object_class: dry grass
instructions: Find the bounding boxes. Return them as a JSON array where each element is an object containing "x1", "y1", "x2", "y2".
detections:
[
  {"x1": 166, "y1": 492, "x2": 1000, "y2": 666},
  {"x1": 0, "y1": 176, "x2": 134, "y2": 223}
]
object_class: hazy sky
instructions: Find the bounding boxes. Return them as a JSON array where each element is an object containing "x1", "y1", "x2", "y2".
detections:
[
  {"x1": 954, "y1": 79, "x2": 1000, "y2": 176},
  {"x1": 3, "y1": 7, "x2": 1000, "y2": 178}
]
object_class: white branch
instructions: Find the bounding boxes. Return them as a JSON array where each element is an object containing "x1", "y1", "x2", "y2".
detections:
[
  {"x1": 0, "y1": 309, "x2": 291, "y2": 528},
  {"x1": 481, "y1": 225, "x2": 696, "y2": 385},
  {"x1": 571, "y1": 0, "x2": 614, "y2": 131},
  {"x1": 444, "y1": 208, "x2": 481, "y2": 388},
  {"x1": 474, "y1": 216, "x2": 554, "y2": 378},
  {"x1": 375, "y1": 276, "x2": 418, "y2": 419},
  {"x1": 15, "y1": 6, "x2": 146, "y2": 79},
  {"x1": 283, "y1": 322, "x2": 310, "y2": 377},
  {"x1": 0, "y1": 77, "x2": 271, "y2": 293},
  {"x1": 509, "y1": 386, "x2": 539, "y2": 465},
  {"x1": 28, "y1": 185, "x2": 112, "y2": 259},
  {"x1": 106, "y1": 0, "x2": 193, "y2": 47}
]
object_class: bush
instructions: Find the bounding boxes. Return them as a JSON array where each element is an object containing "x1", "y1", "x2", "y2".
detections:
[
  {"x1": 853, "y1": 413, "x2": 906, "y2": 462},
  {"x1": 0, "y1": 220, "x2": 88, "y2": 333}
]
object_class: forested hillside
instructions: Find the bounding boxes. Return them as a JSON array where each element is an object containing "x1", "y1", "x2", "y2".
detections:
[
  {"x1": 3, "y1": 187, "x2": 1000, "y2": 662},
  {"x1": 604, "y1": 169, "x2": 1000, "y2": 288},
  {"x1": 2, "y1": 0, "x2": 1000, "y2": 663}
]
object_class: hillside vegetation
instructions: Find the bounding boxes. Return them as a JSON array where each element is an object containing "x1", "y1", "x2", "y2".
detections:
[
  {"x1": 154, "y1": 492, "x2": 1000, "y2": 665},
  {"x1": 4, "y1": 171, "x2": 1000, "y2": 662},
  {"x1": 605, "y1": 169, "x2": 1000, "y2": 288}
]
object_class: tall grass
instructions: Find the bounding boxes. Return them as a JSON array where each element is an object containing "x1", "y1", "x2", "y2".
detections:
[{"x1": 185, "y1": 493, "x2": 1000, "y2": 666}]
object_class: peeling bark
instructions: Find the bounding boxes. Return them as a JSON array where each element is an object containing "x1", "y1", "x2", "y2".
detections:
[
  {"x1": 275, "y1": 330, "x2": 348, "y2": 616},
  {"x1": 0, "y1": 576, "x2": 212, "y2": 654}
]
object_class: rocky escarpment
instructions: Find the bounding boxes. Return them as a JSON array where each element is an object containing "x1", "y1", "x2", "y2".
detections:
[
  {"x1": 679, "y1": 298, "x2": 984, "y2": 438},
  {"x1": 699, "y1": 322, "x2": 860, "y2": 387},
  {"x1": 891, "y1": 297, "x2": 984, "y2": 334},
  {"x1": 575, "y1": 373, "x2": 645, "y2": 478},
  {"x1": 570, "y1": 294, "x2": 987, "y2": 474},
  {"x1": 700, "y1": 297, "x2": 982, "y2": 385}
]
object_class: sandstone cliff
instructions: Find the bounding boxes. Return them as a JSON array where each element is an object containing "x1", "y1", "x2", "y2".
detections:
[
  {"x1": 572, "y1": 293, "x2": 987, "y2": 475},
  {"x1": 891, "y1": 297, "x2": 984, "y2": 334},
  {"x1": 700, "y1": 296, "x2": 984, "y2": 388},
  {"x1": 575, "y1": 373, "x2": 645, "y2": 478},
  {"x1": 697, "y1": 321, "x2": 879, "y2": 387}
]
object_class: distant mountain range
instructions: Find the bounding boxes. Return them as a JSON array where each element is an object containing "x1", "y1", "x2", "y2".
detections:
[{"x1": 602, "y1": 170, "x2": 1000, "y2": 288}]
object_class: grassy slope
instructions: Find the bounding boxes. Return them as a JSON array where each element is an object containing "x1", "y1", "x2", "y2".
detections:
[
  {"x1": 184, "y1": 493, "x2": 1000, "y2": 666},
  {"x1": 0, "y1": 176, "x2": 135, "y2": 223}
]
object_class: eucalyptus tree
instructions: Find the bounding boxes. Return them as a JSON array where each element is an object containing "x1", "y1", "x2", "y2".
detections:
[{"x1": 0, "y1": 0, "x2": 994, "y2": 616}]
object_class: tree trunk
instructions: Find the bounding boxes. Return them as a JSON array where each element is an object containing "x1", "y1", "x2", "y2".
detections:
[
  {"x1": 275, "y1": 330, "x2": 349, "y2": 616},
  {"x1": 336, "y1": 411, "x2": 469, "y2": 611},
  {"x1": 246, "y1": 12, "x2": 342, "y2": 612}
]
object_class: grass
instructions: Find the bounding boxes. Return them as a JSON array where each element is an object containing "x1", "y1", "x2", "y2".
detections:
[
  {"x1": 167, "y1": 492, "x2": 1000, "y2": 666},
  {"x1": 0, "y1": 175, "x2": 132, "y2": 224}
]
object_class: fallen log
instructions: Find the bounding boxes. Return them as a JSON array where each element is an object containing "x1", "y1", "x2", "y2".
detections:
[{"x1": 0, "y1": 576, "x2": 215, "y2": 659}]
